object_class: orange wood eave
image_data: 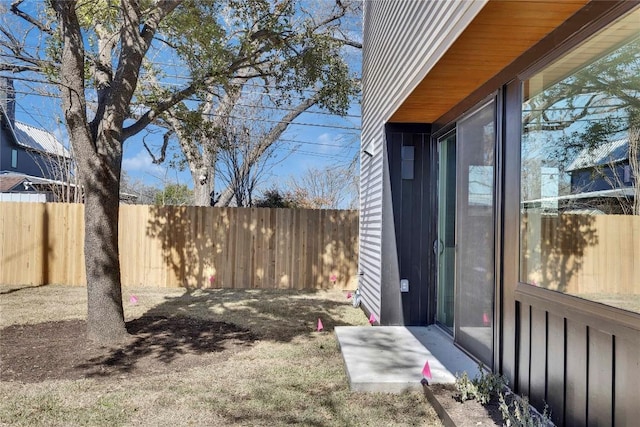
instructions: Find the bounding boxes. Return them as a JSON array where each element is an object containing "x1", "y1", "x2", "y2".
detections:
[{"x1": 389, "y1": 0, "x2": 590, "y2": 123}]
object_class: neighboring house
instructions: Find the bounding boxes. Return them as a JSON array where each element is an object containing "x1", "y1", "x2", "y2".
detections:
[
  {"x1": 522, "y1": 137, "x2": 638, "y2": 214},
  {"x1": 0, "y1": 76, "x2": 137, "y2": 203},
  {"x1": 565, "y1": 137, "x2": 637, "y2": 213},
  {"x1": 1, "y1": 76, "x2": 74, "y2": 202},
  {"x1": 360, "y1": 2, "x2": 639, "y2": 426},
  {"x1": 0, "y1": 172, "x2": 75, "y2": 202}
]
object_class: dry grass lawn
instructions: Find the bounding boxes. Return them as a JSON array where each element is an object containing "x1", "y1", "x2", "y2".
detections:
[{"x1": 0, "y1": 285, "x2": 442, "y2": 426}]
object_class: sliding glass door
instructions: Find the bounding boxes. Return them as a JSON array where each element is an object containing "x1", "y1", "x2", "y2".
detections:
[
  {"x1": 454, "y1": 100, "x2": 496, "y2": 367},
  {"x1": 436, "y1": 131, "x2": 456, "y2": 330},
  {"x1": 435, "y1": 100, "x2": 496, "y2": 367}
]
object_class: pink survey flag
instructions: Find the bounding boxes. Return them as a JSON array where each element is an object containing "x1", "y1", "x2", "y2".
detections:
[
  {"x1": 330, "y1": 274, "x2": 337, "y2": 283},
  {"x1": 209, "y1": 275, "x2": 215, "y2": 284},
  {"x1": 317, "y1": 318, "x2": 324, "y2": 332},
  {"x1": 346, "y1": 291, "x2": 352, "y2": 299},
  {"x1": 129, "y1": 295, "x2": 138, "y2": 305},
  {"x1": 369, "y1": 313, "x2": 376, "y2": 324},
  {"x1": 422, "y1": 360, "x2": 433, "y2": 380},
  {"x1": 482, "y1": 312, "x2": 490, "y2": 326}
]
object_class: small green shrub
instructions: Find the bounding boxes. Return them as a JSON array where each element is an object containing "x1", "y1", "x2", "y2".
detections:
[
  {"x1": 454, "y1": 365, "x2": 507, "y2": 405},
  {"x1": 498, "y1": 392, "x2": 552, "y2": 427},
  {"x1": 455, "y1": 366, "x2": 553, "y2": 426}
]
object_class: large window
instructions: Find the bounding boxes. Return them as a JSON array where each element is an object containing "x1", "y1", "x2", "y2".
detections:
[{"x1": 520, "y1": 7, "x2": 640, "y2": 314}]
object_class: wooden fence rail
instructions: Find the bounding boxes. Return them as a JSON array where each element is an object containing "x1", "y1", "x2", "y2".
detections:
[{"x1": 0, "y1": 203, "x2": 359, "y2": 290}]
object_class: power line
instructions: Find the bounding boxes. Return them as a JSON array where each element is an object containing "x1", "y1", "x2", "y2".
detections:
[
  {"x1": 229, "y1": 100, "x2": 361, "y2": 118},
  {"x1": 11, "y1": 91, "x2": 360, "y2": 132},
  {"x1": 2, "y1": 53, "x2": 361, "y2": 99},
  {"x1": 278, "y1": 137, "x2": 356, "y2": 148},
  {"x1": 285, "y1": 150, "x2": 352, "y2": 159},
  {"x1": 203, "y1": 112, "x2": 360, "y2": 130},
  {"x1": 12, "y1": 86, "x2": 361, "y2": 119},
  {"x1": 271, "y1": 147, "x2": 356, "y2": 159},
  {"x1": 14, "y1": 104, "x2": 61, "y2": 135}
]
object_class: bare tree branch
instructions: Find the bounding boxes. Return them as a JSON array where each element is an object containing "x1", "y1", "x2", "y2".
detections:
[{"x1": 11, "y1": 0, "x2": 54, "y2": 35}]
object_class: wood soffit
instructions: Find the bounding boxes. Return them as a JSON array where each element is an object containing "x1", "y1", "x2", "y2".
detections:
[{"x1": 389, "y1": 0, "x2": 590, "y2": 123}]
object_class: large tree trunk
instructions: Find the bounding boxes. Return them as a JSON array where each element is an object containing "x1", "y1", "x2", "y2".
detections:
[
  {"x1": 51, "y1": 0, "x2": 181, "y2": 344},
  {"x1": 191, "y1": 146, "x2": 217, "y2": 206},
  {"x1": 193, "y1": 175, "x2": 214, "y2": 206},
  {"x1": 52, "y1": 0, "x2": 127, "y2": 343},
  {"x1": 82, "y1": 143, "x2": 126, "y2": 342}
]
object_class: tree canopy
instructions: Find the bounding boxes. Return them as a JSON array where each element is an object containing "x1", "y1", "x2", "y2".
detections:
[{"x1": 0, "y1": 0, "x2": 361, "y2": 344}]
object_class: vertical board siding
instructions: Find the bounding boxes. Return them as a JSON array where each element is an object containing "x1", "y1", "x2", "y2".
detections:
[
  {"x1": 517, "y1": 302, "x2": 531, "y2": 395},
  {"x1": 614, "y1": 335, "x2": 640, "y2": 426},
  {"x1": 516, "y1": 297, "x2": 640, "y2": 426},
  {"x1": 588, "y1": 328, "x2": 613, "y2": 427},
  {"x1": 529, "y1": 307, "x2": 547, "y2": 410},
  {"x1": 360, "y1": 0, "x2": 486, "y2": 323},
  {"x1": 386, "y1": 129, "x2": 433, "y2": 325},
  {"x1": 0, "y1": 203, "x2": 358, "y2": 290},
  {"x1": 546, "y1": 313, "x2": 566, "y2": 427},
  {"x1": 564, "y1": 319, "x2": 588, "y2": 426}
]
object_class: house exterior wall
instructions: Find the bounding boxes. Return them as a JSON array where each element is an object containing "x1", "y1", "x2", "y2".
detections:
[
  {"x1": 384, "y1": 125, "x2": 435, "y2": 325},
  {"x1": 1, "y1": 77, "x2": 65, "y2": 179},
  {"x1": 0, "y1": 112, "x2": 16, "y2": 172},
  {"x1": 1, "y1": 112, "x2": 55, "y2": 178},
  {"x1": 359, "y1": 0, "x2": 486, "y2": 323},
  {"x1": 362, "y1": 1, "x2": 640, "y2": 425}
]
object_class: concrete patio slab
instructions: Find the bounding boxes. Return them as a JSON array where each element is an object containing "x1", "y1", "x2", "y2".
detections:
[{"x1": 335, "y1": 325, "x2": 481, "y2": 393}]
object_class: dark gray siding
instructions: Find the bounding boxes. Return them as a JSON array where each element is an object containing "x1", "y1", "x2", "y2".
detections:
[
  {"x1": 515, "y1": 289, "x2": 640, "y2": 426},
  {"x1": 383, "y1": 125, "x2": 435, "y2": 325},
  {"x1": 360, "y1": 0, "x2": 486, "y2": 323}
]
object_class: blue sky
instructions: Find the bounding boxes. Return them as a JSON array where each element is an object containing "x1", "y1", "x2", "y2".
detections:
[
  {"x1": 10, "y1": 73, "x2": 361, "y2": 195},
  {"x1": 3, "y1": 0, "x2": 362, "y2": 199},
  {"x1": 118, "y1": 100, "x2": 361, "y2": 191}
]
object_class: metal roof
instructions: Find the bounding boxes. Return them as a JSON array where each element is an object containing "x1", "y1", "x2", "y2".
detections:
[
  {"x1": 0, "y1": 171, "x2": 75, "y2": 191},
  {"x1": 522, "y1": 187, "x2": 635, "y2": 205},
  {"x1": 0, "y1": 171, "x2": 138, "y2": 202},
  {"x1": 13, "y1": 121, "x2": 71, "y2": 159},
  {"x1": 565, "y1": 138, "x2": 628, "y2": 172}
]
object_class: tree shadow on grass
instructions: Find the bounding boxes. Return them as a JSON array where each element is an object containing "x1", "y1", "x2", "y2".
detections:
[
  {"x1": 0, "y1": 315, "x2": 257, "y2": 382},
  {"x1": 139, "y1": 288, "x2": 360, "y2": 342},
  {"x1": 76, "y1": 314, "x2": 257, "y2": 378},
  {"x1": 0, "y1": 288, "x2": 360, "y2": 382},
  {"x1": 0, "y1": 284, "x2": 50, "y2": 295},
  {"x1": 83, "y1": 288, "x2": 357, "y2": 377}
]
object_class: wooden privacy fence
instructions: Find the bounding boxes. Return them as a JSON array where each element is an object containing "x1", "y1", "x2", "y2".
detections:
[
  {"x1": 521, "y1": 213, "x2": 640, "y2": 295},
  {"x1": 0, "y1": 203, "x2": 359, "y2": 290}
]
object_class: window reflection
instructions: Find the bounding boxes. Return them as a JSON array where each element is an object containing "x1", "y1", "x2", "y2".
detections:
[{"x1": 520, "y1": 8, "x2": 640, "y2": 314}]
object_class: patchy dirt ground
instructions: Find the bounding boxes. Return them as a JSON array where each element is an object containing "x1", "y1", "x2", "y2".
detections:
[
  {"x1": 1, "y1": 315, "x2": 501, "y2": 426},
  {"x1": 0, "y1": 286, "x2": 444, "y2": 426},
  {"x1": 1, "y1": 316, "x2": 257, "y2": 383},
  {"x1": 426, "y1": 384, "x2": 502, "y2": 426}
]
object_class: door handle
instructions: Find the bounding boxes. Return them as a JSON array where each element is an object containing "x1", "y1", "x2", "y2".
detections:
[{"x1": 433, "y1": 239, "x2": 444, "y2": 255}]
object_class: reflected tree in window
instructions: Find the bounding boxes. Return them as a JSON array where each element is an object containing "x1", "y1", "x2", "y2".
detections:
[
  {"x1": 523, "y1": 36, "x2": 640, "y2": 214},
  {"x1": 521, "y1": 19, "x2": 640, "y2": 313}
]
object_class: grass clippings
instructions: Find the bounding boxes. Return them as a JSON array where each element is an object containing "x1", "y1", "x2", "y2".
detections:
[{"x1": 0, "y1": 285, "x2": 442, "y2": 426}]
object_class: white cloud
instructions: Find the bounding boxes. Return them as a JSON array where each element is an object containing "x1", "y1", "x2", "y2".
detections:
[
  {"x1": 122, "y1": 149, "x2": 165, "y2": 178},
  {"x1": 315, "y1": 132, "x2": 346, "y2": 154},
  {"x1": 317, "y1": 132, "x2": 333, "y2": 145}
]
